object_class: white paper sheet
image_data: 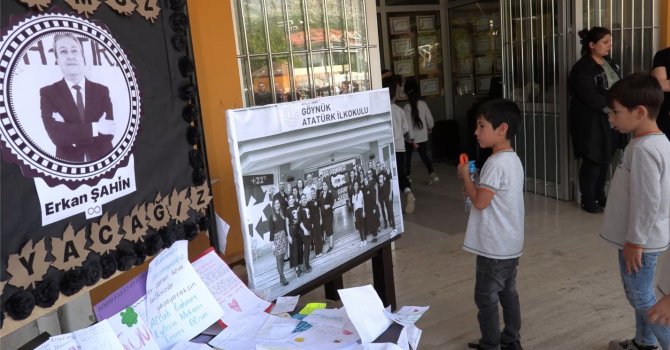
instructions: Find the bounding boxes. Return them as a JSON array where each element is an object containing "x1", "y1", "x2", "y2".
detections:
[
  {"x1": 303, "y1": 308, "x2": 346, "y2": 329},
  {"x1": 254, "y1": 343, "x2": 299, "y2": 350},
  {"x1": 35, "y1": 340, "x2": 54, "y2": 350},
  {"x1": 254, "y1": 314, "x2": 300, "y2": 341},
  {"x1": 49, "y1": 333, "x2": 79, "y2": 350},
  {"x1": 208, "y1": 312, "x2": 269, "y2": 350},
  {"x1": 73, "y1": 320, "x2": 124, "y2": 350},
  {"x1": 396, "y1": 327, "x2": 409, "y2": 350},
  {"x1": 146, "y1": 241, "x2": 225, "y2": 349},
  {"x1": 405, "y1": 324, "x2": 422, "y2": 350},
  {"x1": 337, "y1": 344, "x2": 403, "y2": 350},
  {"x1": 215, "y1": 213, "x2": 230, "y2": 255},
  {"x1": 287, "y1": 323, "x2": 360, "y2": 350},
  {"x1": 108, "y1": 304, "x2": 161, "y2": 350},
  {"x1": 383, "y1": 306, "x2": 429, "y2": 327},
  {"x1": 270, "y1": 296, "x2": 299, "y2": 315},
  {"x1": 169, "y1": 341, "x2": 212, "y2": 350},
  {"x1": 338, "y1": 285, "x2": 392, "y2": 343},
  {"x1": 192, "y1": 248, "x2": 271, "y2": 326}
]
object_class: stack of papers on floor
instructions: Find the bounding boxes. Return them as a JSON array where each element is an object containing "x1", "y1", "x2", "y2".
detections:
[{"x1": 34, "y1": 241, "x2": 427, "y2": 350}]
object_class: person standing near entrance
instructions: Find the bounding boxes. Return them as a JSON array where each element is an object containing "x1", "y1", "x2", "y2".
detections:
[
  {"x1": 652, "y1": 47, "x2": 670, "y2": 139},
  {"x1": 403, "y1": 78, "x2": 439, "y2": 186},
  {"x1": 382, "y1": 74, "x2": 416, "y2": 214},
  {"x1": 568, "y1": 26, "x2": 623, "y2": 214}
]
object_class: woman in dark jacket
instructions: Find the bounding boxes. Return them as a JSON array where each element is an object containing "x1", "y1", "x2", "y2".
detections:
[
  {"x1": 319, "y1": 181, "x2": 335, "y2": 253},
  {"x1": 568, "y1": 26, "x2": 623, "y2": 213},
  {"x1": 362, "y1": 176, "x2": 380, "y2": 243},
  {"x1": 286, "y1": 194, "x2": 303, "y2": 278}
]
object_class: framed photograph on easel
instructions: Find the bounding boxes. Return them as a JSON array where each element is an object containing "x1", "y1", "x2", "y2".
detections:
[{"x1": 227, "y1": 90, "x2": 405, "y2": 301}]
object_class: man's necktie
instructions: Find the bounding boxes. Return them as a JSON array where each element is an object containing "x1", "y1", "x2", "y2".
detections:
[{"x1": 73, "y1": 84, "x2": 85, "y2": 122}]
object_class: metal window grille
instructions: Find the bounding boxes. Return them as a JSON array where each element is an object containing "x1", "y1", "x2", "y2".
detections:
[
  {"x1": 500, "y1": 0, "x2": 659, "y2": 200},
  {"x1": 235, "y1": 0, "x2": 374, "y2": 106}
]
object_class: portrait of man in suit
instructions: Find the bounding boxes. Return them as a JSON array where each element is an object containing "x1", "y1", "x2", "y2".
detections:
[{"x1": 40, "y1": 33, "x2": 116, "y2": 163}]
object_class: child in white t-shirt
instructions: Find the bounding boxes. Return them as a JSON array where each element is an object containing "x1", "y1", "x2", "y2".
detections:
[
  {"x1": 457, "y1": 99, "x2": 525, "y2": 350},
  {"x1": 602, "y1": 73, "x2": 670, "y2": 350}
]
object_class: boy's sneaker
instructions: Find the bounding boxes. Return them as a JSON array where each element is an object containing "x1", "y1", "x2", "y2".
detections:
[
  {"x1": 429, "y1": 172, "x2": 440, "y2": 184},
  {"x1": 404, "y1": 192, "x2": 416, "y2": 214},
  {"x1": 609, "y1": 339, "x2": 658, "y2": 350}
]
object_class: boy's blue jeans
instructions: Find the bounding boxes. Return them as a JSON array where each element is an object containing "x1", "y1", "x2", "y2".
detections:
[
  {"x1": 475, "y1": 255, "x2": 522, "y2": 350},
  {"x1": 618, "y1": 250, "x2": 670, "y2": 349}
]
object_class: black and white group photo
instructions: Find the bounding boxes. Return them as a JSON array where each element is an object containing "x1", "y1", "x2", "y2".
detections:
[{"x1": 227, "y1": 91, "x2": 404, "y2": 300}]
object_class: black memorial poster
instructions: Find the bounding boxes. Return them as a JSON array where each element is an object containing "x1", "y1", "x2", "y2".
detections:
[{"x1": 0, "y1": 0, "x2": 214, "y2": 323}]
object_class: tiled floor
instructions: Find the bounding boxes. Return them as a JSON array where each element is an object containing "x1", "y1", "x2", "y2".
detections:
[{"x1": 300, "y1": 161, "x2": 664, "y2": 349}]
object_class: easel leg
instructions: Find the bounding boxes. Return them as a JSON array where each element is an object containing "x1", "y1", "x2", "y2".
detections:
[
  {"x1": 324, "y1": 275, "x2": 344, "y2": 301},
  {"x1": 372, "y1": 242, "x2": 396, "y2": 310}
]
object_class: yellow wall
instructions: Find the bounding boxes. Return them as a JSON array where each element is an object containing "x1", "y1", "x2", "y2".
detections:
[{"x1": 187, "y1": 1, "x2": 245, "y2": 263}]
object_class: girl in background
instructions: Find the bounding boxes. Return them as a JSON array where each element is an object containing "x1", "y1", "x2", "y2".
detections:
[{"x1": 403, "y1": 78, "x2": 438, "y2": 185}]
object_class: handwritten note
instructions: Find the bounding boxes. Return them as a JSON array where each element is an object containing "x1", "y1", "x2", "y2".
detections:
[
  {"x1": 94, "y1": 271, "x2": 147, "y2": 320},
  {"x1": 73, "y1": 320, "x2": 124, "y2": 350},
  {"x1": 270, "y1": 296, "x2": 299, "y2": 315},
  {"x1": 405, "y1": 324, "x2": 422, "y2": 350},
  {"x1": 338, "y1": 285, "x2": 392, "y2": 343},
  {"x1": 254, "y1": 314, "x2": 300, "y2": 341},
  {"x1": 49, "y1": 333, "x2": 80, "y2": 350},
  {"x1": 287, "y1": 323, "x2": 359, "y2": 350},
  {"x1": 168, "y1": 341, "x2": 212, "y2": 350},
  {"x1": 35, "y1": 340, "x2": 54, "y2": 350},
  {"x1": 303, "y1": 309, "x2": 346, "y2": 328},
  {"x1": 146, "y1": 240, "x2": 224, "y2": 349},
  {"x1": 191, "y1": 247, "x2": 270, "y2": 325},
  {"x1": 108, "y1": 305, "x2": 160, "y2": 350},
  {"x1": 208, "y1": 312, "x2": 269, "y2": 349},
  {"x1": 383, "y1": 306, "x2": 429, "y2": 327}
]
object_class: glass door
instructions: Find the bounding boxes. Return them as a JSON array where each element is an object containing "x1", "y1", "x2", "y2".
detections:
[{"x1": 447, "y1": 1, "x2": 501, "y2": 167}]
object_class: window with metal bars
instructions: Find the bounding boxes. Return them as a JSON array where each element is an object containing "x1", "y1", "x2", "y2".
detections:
[{"x1": 234, "y1": 0, "x2": 374, "y2": 106}]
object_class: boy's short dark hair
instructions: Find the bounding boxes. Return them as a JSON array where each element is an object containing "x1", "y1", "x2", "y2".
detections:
[
  {"x1": 476, "y1": 98, "x2": 521, "y2": 140},
  {"x1": 606, "y1": 73, "x2": 664, "y2": 120},
  {"x1": 382, "y1": 74, "x2": 401, "y2": 100}
]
